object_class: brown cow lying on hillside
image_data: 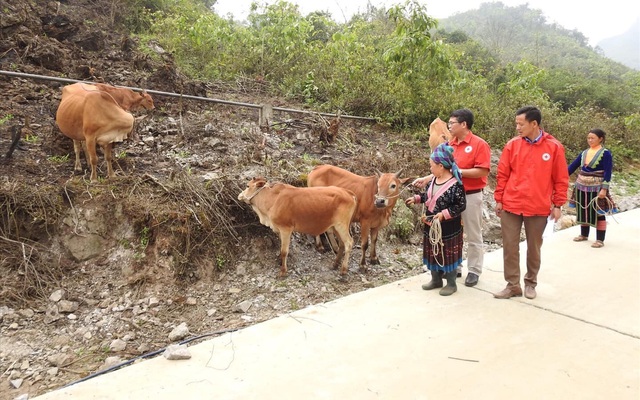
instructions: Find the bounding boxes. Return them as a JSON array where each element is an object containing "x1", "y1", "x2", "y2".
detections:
[
  {"x1": 55, "y1": 83, "x2": 154, "y2": 182},
  {"x1": 307, "y1": 165, "x2": 411, "y2": 270},
  {"x1": 428, "y1": 117, "x2": 451, "y2": 152},
  {"x1": 238, "y1": 177, "x2": 357, "y2": 277}
]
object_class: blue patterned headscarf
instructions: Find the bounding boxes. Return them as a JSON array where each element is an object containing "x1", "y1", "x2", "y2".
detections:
[{"x1": 430, "y1": 143, "x2": 462, "y2": 184}]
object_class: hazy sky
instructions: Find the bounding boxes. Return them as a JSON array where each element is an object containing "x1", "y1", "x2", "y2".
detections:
[{"x1": 214, "y1": 0, "x2": 640, "y2": 46}]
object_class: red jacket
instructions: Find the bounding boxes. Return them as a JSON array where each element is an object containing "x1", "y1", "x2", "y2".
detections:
[{"x1": 494, "y1": 132, "x2": 569, "y2": 216}]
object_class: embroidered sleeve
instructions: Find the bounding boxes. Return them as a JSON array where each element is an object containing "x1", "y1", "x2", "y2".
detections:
[{"x1": 568, "y1": 152, "x2": 582, "y2": 175}]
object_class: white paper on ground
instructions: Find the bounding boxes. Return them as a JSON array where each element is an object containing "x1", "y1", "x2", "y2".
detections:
[{"x1": 542, "y1": 215, "x2": 555, "y2": 238}]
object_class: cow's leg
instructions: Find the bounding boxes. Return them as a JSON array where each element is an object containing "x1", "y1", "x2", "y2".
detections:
[
  {"x1": 85, "y1": 136, "x2": 99, "y2": 182},
  {"x1": 314, "y1": 230, "x2": 339, "y2": 254},
  {"x1": 332, "y1": 223, "x2": 354, "y2": 275},
  {"x1": 313, "y1": 235, "x2": 324, "y2": 252},
  {"x1": 72, "y1": 140, "x2": 83, "y2": 172},
  {"x1": 359, "y1": 221, "x2": 371, "y2": 270},
  {"x1": 369, "y1": 227, "x2": 381, "y2": 265},
  {"x1": 325, "y1": 229, "x2": 340, "y2": 253},
  {"x1": 103, "y1": 143, "x2": 115, "y2": 179},
  {"x1": 278, "y1": 229, "x2": 293, "y2": 277},
  {"x1": 325, "y1": 228, "x2": 341, "y2": 270}
]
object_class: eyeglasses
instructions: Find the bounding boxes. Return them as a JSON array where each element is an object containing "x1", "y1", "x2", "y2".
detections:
[{"x1": 447, "y1": 121, "x2": 460, "y2": 127}]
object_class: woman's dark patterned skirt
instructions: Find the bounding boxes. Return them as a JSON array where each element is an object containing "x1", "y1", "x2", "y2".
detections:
[
  {"x1": 569, "y1": 173, "x2": 617, "y2": 226},
  {"x1": 422, "y1": 216, "x2": 464, "y2": 273}
]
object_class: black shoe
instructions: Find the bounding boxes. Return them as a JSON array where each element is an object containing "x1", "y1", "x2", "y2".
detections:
[{"x1": 464, "y1": 273, "x2": 479, "y2": 287}]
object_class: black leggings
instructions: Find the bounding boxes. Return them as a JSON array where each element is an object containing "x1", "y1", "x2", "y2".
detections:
[{"x1": 580, "y1": 215, "x2": 606, "y2": 241}]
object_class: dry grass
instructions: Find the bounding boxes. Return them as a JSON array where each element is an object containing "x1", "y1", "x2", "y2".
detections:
[
  {"x1": 0, "y1": 179, "x2": 66, "y2": 304},
  {"x1": 0, "y1": 171, "x2": 246, "y2": 305}
]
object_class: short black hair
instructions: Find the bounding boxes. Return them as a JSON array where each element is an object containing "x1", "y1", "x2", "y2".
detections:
[
  {"x1": 450, "y1": 108, "x2": 474, "y2": 130},
  {"x1": 516, "y1": 106, "x2": 541, "y2": 125}
]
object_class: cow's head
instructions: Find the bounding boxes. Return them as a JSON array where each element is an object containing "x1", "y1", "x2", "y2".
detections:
[
  {"x1": 238, "y1": 177, "x2": 267, "y2": 203},
  {"x1": 139, "y1": 91, "x2": 155, "y2": 110},
  {"x1": 374, "y1": 169, "x2": 411, "y2": 209}
]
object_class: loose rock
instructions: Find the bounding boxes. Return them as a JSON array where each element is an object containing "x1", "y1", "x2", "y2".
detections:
[
  {"x1": 49, "y1": 290, "x2": 64, "y2": 302},
  {"x1": 168, "y1": 322, "x2": 190, "y2": 341},
  {"x1": 10, "y1": 379, "x2": 24, "y2": 389},
  {"x1": 234, "y1": 300, "x2": 252, "y2": 313},
  {"x1": 110, "y1": 339, "x2": 127, "y2": 352},
  {"x1": 163, "y1": 344, "x2": 191, "y2": 360}
]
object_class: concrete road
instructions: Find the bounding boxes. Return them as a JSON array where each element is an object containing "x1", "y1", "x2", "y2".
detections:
[{"x1": 36, "y1": 209, "x2": 640, "y2": 400}]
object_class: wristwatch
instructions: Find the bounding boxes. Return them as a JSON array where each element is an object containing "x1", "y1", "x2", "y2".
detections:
[{"x1": 553, "y1": 205, "x2": 562, "y2": 209}]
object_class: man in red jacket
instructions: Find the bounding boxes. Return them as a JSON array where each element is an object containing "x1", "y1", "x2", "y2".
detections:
[{"x1": 493, "y1": 106, "x2": 569, "y2": 300}]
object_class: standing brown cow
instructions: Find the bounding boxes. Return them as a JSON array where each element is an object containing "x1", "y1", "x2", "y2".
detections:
[
  {"x1": 307, "y1": 165, "x2": 411, "y2": 270},
  {"x1": 55, "y1": 83, "x2": 154, "y2": 182},
  {"x1": 238, "y1": 177, "x2": 358, "y2": 277}
]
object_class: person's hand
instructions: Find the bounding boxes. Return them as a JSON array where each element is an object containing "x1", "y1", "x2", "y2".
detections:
[
  {"x1": 495, "y1": 202, "x2": 503, "y2": 218},
  {"x1": 551, "y1": 206, "x2": 562, "y2": 222},
  {"x1": 405, "y1": 197, "x2": 415, "y2": 206},
  {"x1": 412, "y1": 175, "x2": 430, "y2": 189},
  {"x1": 421, "y1": 213, "x2": 442, "y2": 226},
  {"x1": 598, "y1": 188, "x2": 607, "y2": 199}
]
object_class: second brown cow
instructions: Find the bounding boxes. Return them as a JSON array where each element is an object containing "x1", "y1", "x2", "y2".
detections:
[{"x1": 307, "y1": 165, "x2": 411, "y2": 270}]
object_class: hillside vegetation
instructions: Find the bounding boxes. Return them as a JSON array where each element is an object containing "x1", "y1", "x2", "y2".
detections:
[
  {"x1": 110, "y1": 0, "x2": 640, "y2": 162},
  {"x1": 2, "y1": 0, "x2": 638, "y2": 161}
]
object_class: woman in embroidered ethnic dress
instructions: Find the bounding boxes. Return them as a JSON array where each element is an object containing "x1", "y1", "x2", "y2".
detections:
[
  {"x1": 405, "y1": 143, "x2": 466, "y2": 296},
  {"x1": 568, "y1": 128, "x2": 615, "y2": 248}
]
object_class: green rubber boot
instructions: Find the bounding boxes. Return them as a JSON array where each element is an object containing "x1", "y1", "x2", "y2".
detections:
[
  {"x1": 422, "y1": 270, "x2": 443, "y2": 290},
  {"x1": 439, "y1": 271, "x2": 458, "y2": 296}
]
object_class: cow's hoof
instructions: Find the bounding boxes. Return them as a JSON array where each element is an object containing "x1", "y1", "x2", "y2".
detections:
[{"x1": 370, "y1": 258, "x2": 381, "y2": 265}]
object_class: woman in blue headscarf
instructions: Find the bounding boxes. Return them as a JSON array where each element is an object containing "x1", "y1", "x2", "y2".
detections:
[{"x1": 405, "y1": 143, "x2": 466, "y2": 296}]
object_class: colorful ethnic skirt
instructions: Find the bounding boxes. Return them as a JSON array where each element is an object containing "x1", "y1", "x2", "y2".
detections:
[
  {"x1": 569, "y1": 172, "x2": 618, "y2": 226},
  {"x1": 422, "y1": 215, "x2": 464, "y2": 273}
]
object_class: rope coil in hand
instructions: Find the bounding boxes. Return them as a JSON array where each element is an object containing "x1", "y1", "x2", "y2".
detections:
[
  {"x1": 588, "y1": 195, "x2": 619, "y2": 222},
  {"x1": 423, "y1": 206, "x2": 445, "y2": 267}
]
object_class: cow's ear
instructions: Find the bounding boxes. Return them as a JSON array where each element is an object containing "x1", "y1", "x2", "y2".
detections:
[{"x1": 256, "y1": 180, "x2": 266, "y2": 188}]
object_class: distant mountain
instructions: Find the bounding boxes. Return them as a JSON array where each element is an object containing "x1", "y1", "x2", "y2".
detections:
[
  {"x1": 437, "y1": 2, "x2": 633, "y2": 75},
  {"x1": 598, "y1": 18, "x2": 640, "y2": 70},
  {"x1": 435, "y1": 2, "x2": 639, "y2": 114}
]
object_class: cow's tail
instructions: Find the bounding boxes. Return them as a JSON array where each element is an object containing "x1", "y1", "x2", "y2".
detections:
[{"x1": 348, "y1": 193, "x2": 359, "y2": 225}]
